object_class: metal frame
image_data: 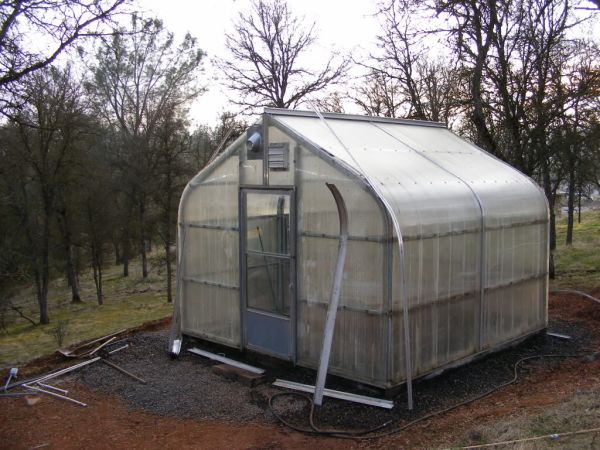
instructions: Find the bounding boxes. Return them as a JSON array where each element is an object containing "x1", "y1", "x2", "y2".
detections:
[
  {"x1": 314, "y1": 183, "x2": 348, "y2": 406},
  {"x1": 188, "y1": 347, "x2": 265, "y2": 374},
  {"x1": 239, "y1": 186, "x2": 297, "y2": 362},
  {"x1": 274, "y1": 379, "x2": 394, "y2": 409},
  {"x1": 371, "y1": 122, "x2": 488, "y2": 354},
  {"x1": 264, "y1": 107, "x2": 446, "y2": 128},
  {"x1": 268, "y1": 113, "x2": 398, "y2": 394},
  {"x1": 172, "y1": 134, "x2": 245, "y2": 350},
  {"x1": 173, "y1": 109, "x2": 549, "y2": 397}
]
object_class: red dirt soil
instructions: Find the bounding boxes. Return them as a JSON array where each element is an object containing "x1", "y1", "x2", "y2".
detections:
[{"x1": 1, "y1": 292, "x2": 599, "y2": 450}]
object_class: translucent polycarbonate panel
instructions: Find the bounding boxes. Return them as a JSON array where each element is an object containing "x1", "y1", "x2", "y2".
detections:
[
  {"x1": 181, "y1": 281, "x2": 240, "y2": 346},
  {"x1": 294, "y1": 141, "x2": 387, "y2": 384},
  {"x1": 390, "y1": 230, "x2": 480, "y2": 382},
  {"x1": 240, "y1": 160, "x2": 263, "y2": 185},
  {"x1": 267, "y1": 125, "x2": 295, "y2": 186},
  {"x1": 179, "y1": 137, "x2": 241, "y2": 346},
  {"x1": 390, "y1": 293, "x2": 479, "y2": 381},
  {"x1": 239, "y1": 130, "x2": 264, "y2": 185},
  {"x1": 183, "y1": 227, "x2": 239, "y2": 288},
  {"x1": 277, "y1": 116, "x2": 482, "y2": 240},
  {"x1": 482, "y1": 278, "x2": 546, "y2": 348},
  {"x1": 297, "y1": 300, "x2": 387, "y2": 385},
  {"x1": 182, "y1": 145, "x2": 240, "y2": 227},
  {"x1": 245, "y1": 192, "x2": 290, "y2": 254},
  {"x1": 296, "y1": 144, "x2": 386, "y2": 310},
  {"x1": 296, "y1": 145, "x2": 385, "y2": 237},
  {"x1": 485, "y1": 224, "x2": 547, "y2": 289},
  {"x1": 394, "y1": 232, "x2": 481, "y2": 308},
  {"x1": 246, "y1": 254, "x2": 291, "y2": 315},
  {"x1": 299, "y1": 236, "x2": 384, "y2": 310},
  {"x1": 377, "y1": 124, "x2": 548, "y2": 229}
]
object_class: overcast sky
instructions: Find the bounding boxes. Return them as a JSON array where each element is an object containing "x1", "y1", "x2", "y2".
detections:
[{"x1": 140, "y1": 0, "x2": 380, "y2": 125}]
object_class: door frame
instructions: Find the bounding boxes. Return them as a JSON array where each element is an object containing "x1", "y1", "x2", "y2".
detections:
[{"x1": 239, "y1": 186, "x2": 297, "y2": 362}]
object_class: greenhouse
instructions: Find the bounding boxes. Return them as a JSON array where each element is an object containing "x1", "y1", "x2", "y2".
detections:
[{"x1": 169, "y1": 108, "x2": 549, "y2": 394}]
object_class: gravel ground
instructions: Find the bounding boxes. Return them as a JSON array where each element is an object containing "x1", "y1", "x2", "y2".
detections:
[{"x1": 75, "y1": 316, "x2": 597, "y2": 430}]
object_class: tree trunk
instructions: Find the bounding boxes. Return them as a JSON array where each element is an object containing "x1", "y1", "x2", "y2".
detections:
[
  {"x1": 39, "y1": 213, "x2": 51, "y2": 324},
  {"x1": 541, "y1": 159, "x2": 556, "y2": 279},
  {"x1": 577, "y1": 189, "x2": 582, "y2": 224},
  {"x1": 566, "y1": 156, "x2": 576, "y2": 246},
  {"x1": 122, "y1": 230, "x2": 130, "y2": 277},
  {"x1": 139, "y1": 202, "x2": 148, "y2": 279},
  {"x1": 114, "y1": 239, "x2": 121, "y2": 265},
  {"x1": 92, "y1": 244, "x2": 104, "y2": 305},
  {"x1": 34, "y1": 269, "x2": 49, "y2": 324},
  {"x1": 165, "y1": 241, "x2": 173, "y2": 303},
  {"x1": 66, "y1": 245, "x2": 82, "y2": 303},
  {"x1": 57, "y1": 207, "x2": 81, "y2": 302}
]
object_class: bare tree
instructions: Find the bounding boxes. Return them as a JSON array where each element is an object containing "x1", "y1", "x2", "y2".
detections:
[
  {"x1": 88, "y1": 14, "x2": 204, "y2": 279},
  {"x1": 354, "y1": 70, "x2": 402, "y2": 117},
  {"x1": 217, "y1": 0, "x2": 348, "y2": 111},
  {"x1": 189, "y1": 112, "x2": 247, "y2": 172},
  {"x1": 312, "y1": 91, "x2": 345, "y2": 113},
  {"x1": 0, "y1": 66, "x2": 89, "y2": 323},
  {"x1": 371, "y1": 0, "x2": 599, "y2": 274},
  {"x1": 0, "y1": 0, "x2": 128, "y2": 113},
  {"x1": 366, "y1": 1, "x2": 463, "y2": 122},
  {"x1": 556, "y1": 44, "x2": 600, "y2": 244},
  {"x1": 152, "y1": 108, "x2": 191, "y2": 303}
]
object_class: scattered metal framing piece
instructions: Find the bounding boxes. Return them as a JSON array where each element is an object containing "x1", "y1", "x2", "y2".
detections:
[
  {"x1": 169, "y1": 225, "x2": 188, "y2": 357},
  {"x1": 547, "y1": 332, "x2": 572, "y2": 340},
  {"x1": 86, "y1": 336, "x2": 117, "y2": 357},
  {"x1": 35, "y1": 382, "x2": 68, "y2": 395},
  {"x1": 101, "y1": 360, "x2": 146, "y2": 384},
  {"x1": 36, "y1": 357, "x2": 102, "y2": 384},
  {"x1": 58, "y1": 329, "x2": 127, "y2": 358},
  {"x1": 107, "y1": 343, "x2": 130, "y2": 354},
  {"x1": 273, "y1": 379, "x2": 394, "y2": 409},
  {"x1": 0, "y1": 392, "x2": 35, "y2": 398},
  {"x1": 314, "y1": 183, "x2": 348, "y2": 407},
  {"x1": 23, "y1": 384, "x2": 86, "y2": 407},
  {"x1": 188, "y1": 347, "x2": 265, "y2": 374},
  {"x1": 5, "y1": 344, "x2": 130, "y2": 391},
  {"x1": 3, "y1": 368, "x2": 17, "y2": 390}
]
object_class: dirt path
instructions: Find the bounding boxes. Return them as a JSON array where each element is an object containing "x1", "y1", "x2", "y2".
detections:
[
  {"x1": 1, "y1": 291, "x2": 599, "y2": 449},
  {"x1": 0, "y1": 383, "x2": 351, "y2": 450}
]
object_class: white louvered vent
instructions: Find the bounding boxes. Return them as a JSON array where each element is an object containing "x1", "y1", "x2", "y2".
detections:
[{"x1": 268, "y1": 142, "x2": 290, "y2": 170}]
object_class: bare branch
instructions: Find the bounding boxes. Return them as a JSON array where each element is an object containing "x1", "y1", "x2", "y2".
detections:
[
  {"x1": 215, "y1": 0, "x2": 348, "y2": 111},
  {"x1": 0, "y1": 1, "x2": 129, "y2": 89}
]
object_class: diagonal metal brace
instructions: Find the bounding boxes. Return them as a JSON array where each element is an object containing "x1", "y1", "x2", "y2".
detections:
[{"x1": 314, "y1": 183, "x2": 349, "y2": 407}]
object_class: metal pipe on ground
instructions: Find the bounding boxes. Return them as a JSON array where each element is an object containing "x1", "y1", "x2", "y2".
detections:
[
  {"x1": 23, "y1": 384, "x2": 87, "y2": 407},
  {"x1": 35, "y1": 382, "x2": 68, "y2": 395},
  {"x1": 58, "y1": 329, "x2": 127, "y2": 358},
  {"x1": 101, "y1": 359, "x2": 147, "y2": 384},
  {"x1": 0, "y1": 392, "x2": 36, "y2": 398},
  {"x1": 5, "y1": 344, "x2": 129, "y2": 391}
]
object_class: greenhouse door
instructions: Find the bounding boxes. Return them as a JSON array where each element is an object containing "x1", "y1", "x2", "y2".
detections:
[{"x1": 240, "y1": 189, "x2": 295, "y2": 361}]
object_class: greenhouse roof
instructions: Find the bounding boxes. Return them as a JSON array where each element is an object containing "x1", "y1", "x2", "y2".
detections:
[{"x1": 265, "y1": 108, "x2": 547, "y2": 235}]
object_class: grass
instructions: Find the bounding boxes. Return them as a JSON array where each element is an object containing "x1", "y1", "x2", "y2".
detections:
[
  {"x1": 450, "y1": 385, "x2": 600, "y2": 449},
  {"x1": 553, "y1": 209, "x2": 600, "y2": 290},
  {"x1": 0, "y1": 254, "x2": 173, "y2": 368}
]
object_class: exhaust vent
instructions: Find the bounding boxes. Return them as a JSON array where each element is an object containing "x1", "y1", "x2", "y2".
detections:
[{"x1": 268, "y1": 142, "x2": 290, "y2": 170}]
